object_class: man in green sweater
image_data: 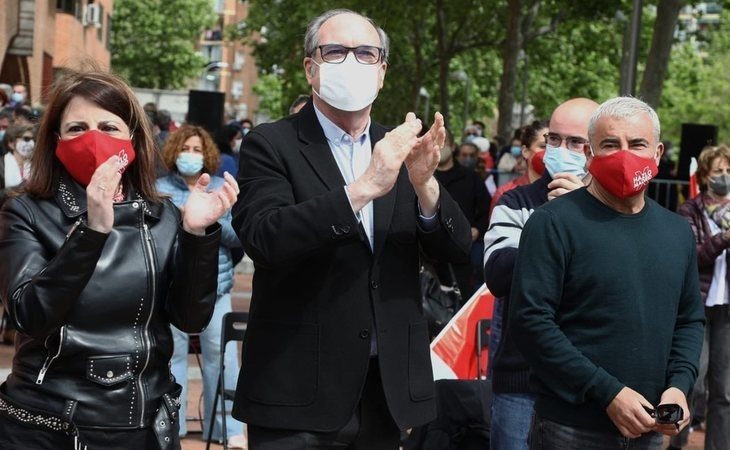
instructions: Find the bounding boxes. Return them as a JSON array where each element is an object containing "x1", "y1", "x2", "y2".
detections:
[{"x1": 510, "y1": 97, "x2": 705, "y2": 449}]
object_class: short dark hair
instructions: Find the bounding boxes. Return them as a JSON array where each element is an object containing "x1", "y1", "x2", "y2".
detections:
[
  {"x1": 458, "y1": 142, "x2": 479, "y2": 156},
  {"x1": 521, "y1": 119, "x2": 549, "y2": 147},
  {"x1": 289, "y1": 95, "x2": 310, "y2": 115}
]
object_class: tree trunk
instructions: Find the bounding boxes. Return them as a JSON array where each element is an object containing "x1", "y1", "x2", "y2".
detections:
[
  {"x1": 639, "y1": 0, "x2": 684, "y2": 108},
  {"x1": 497, "y1": 0, "x2": 524, "y2": 142},
  {"x1": 435, "y1": 0, "x2": 451, "y2": 128}
]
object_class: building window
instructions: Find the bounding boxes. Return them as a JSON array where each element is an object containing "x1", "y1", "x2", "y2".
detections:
[
  {"x1": 97, "y1": 3, "x2": 105, "y2": 41},
  {"x1": 57, "y1": 0, "x2": 83, "y2": 20}
]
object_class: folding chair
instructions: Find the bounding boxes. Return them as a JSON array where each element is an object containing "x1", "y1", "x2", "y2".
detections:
[
  {"x1": 205, "y1": 312, "x2": 248, "y2": 450},
  {"x1": 475, "y1": 319, "x2": 491, "y2": 380}
]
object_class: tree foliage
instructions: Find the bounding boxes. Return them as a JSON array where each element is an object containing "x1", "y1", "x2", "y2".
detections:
[
  {"x1": 110, "y1": 0, "x2": 217, "y2": 89},
  {"x1": 235, "y1": 0, "x2": 728, "y2": 147}
]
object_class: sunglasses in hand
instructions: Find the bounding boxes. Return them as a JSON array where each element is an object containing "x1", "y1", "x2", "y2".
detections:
[{"x1": 643, "y1": 403, "x2": 684, "y2": 429}]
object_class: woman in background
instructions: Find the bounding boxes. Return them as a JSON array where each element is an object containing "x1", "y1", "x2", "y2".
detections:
[{"x1": 157, "y1": 124, "x2": 246, "y2": 449}]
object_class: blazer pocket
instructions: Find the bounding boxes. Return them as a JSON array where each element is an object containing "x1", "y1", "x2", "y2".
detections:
[
  {"x1": 243, "y1": 320, "x2": 319, "y2": 406},
  {"x1": 86, "y1": 354, "x2": 133, "y2": 387},
  {"x1": 408, "y1": 320, "x2": 435, "y2": 401}
]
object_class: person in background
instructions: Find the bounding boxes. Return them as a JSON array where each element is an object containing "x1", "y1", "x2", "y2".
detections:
[
  {"x1": 157, "y1": 124, "x2": 246, "y2": 449},
  {"x1": 434, "y1": 128, "x2": 491, "y2": 298},
  {"x1": 676, "y1": 144, "x2": 730, "y2": 450},
  {"x1": 214, "y1": 124, "x2": 241, "y2": 178},
  {"x1": 511, "y1": 97, "x2": 704, "y2": 448},
  {"x1": 9, "y1": 83, "x2": 28, "y2": 108},
  {"x1": 156, "y1": 109, "x2": 173, "y2": 144},
  {"x1": 12, "y1": 106, "x2": 34, "y2": 126},
  {"x1": 0, "y1": 88, "x2": 8, "y2": 110},
  {"x1": 496, "y1": 129, "x2": 523, "y2": 181},
  {"x1": 489, "y1": 120, "x2": 548, "y2": 216},
  {"x1": 239, "y1": 118, "x2": 253, "y2": 137},
  {"x1": 289, "y1": 95, "x2": 310, "y2": 115},
  {"x1": 0, "y1": 110, "x2": 11, "y2": 155},
  {"x1": 483, "y1": 99, "x2": 596, "y2": 450},
  {"x1": 0, "y1": 68, "x2": 235, "y2": 449},
  {"x1": 1, "y1": 124, "x2": 35, "y2": 190}
]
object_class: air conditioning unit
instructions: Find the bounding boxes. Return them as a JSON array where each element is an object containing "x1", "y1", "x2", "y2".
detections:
[{"x1": 83, "y1": 4, "x2": 102, "y2": 28}]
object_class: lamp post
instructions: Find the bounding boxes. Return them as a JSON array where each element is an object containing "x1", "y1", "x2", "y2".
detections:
[
  {"x1": 451, "y1": 70, "x2": 470, "y2": 128},
  {"x1": 419, "y1": 87, "x2": 431, "y2": 121}
]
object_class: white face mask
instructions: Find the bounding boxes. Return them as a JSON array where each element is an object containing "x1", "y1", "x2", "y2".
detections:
[
  {"x1": 15, "y1": 139, "x2": 34, "y2": 158},
  {"x1": 312, "y1": 54, "x2": 382, "y2": 112},
  {"x1": 233, "y1": 138, "x2": 243, "y2": 153}
]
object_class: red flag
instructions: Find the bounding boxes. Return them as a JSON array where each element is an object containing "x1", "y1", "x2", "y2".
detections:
[{"x1": 430, "y1": 285, "x2": 494, "y2": 380}]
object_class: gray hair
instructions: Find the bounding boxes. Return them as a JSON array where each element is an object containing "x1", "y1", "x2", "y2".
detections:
[
  {"x1": 588, "y1": 97, "x2": 661, "y2": 144},
  {"x1": 304, "y1": 9, "x2": 390, "y2": 63}
]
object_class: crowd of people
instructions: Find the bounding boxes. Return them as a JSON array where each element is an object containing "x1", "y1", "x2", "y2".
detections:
[{"x1": 0, "y1": 7, "x2": 725, "y2": 450}]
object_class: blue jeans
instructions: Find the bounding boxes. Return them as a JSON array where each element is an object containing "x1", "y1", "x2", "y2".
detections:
[
  {"x1": 490, "y1": 393, "x2": 535, "y2": 450},
  {"x1": 170, "y1": 293, "x2": 243, "y2": 439},
  {"x1": 529, "y1": 415, "x2": 663, "y2": 450}
]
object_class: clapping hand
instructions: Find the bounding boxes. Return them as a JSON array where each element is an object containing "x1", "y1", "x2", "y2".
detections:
[
  {"x1": 182, "y1": 172, "x2": 240, "y2": 235},
  {"x1": 405, "y1": 112, "x2": 445, "y2": 187}
]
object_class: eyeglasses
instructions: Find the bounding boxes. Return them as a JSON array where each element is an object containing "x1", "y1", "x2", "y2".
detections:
[
  {"x1": 544, "y1": 132, "x2": 588, "y2": 152},
  {"x1": 643, "y1": 404, "x2": 683, "y2": 425},
  {"x1": 316, "y1": 44, "x2": 383, "y2": 65}
]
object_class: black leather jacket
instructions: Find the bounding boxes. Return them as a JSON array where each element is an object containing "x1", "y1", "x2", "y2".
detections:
[{"x1": 0, "y1": 175, "x2": 220, "y2": 431}]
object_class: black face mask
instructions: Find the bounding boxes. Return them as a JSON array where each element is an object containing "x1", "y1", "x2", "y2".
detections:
[{"x1": 709, "y1": 174, "x2": 730, "y2": 196}]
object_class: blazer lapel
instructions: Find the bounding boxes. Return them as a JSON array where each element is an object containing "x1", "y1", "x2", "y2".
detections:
[
  {"x1": 370, "y1": 123, "x2": 397, "y2": 260},
  {"x1": 298, "y1": 100, "x2": 346, "y2": 190}
]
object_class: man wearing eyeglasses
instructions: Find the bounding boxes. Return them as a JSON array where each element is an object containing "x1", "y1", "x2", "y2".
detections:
[
  {"x1": 231, "y1": 9, "x2": 471, "y2": 450},
  {"x1": 510, "y1": 97, "x2": 704, "y2": 449},
  {"x1": 484, "y1": 97, "x2": 598, "y2": 450}
]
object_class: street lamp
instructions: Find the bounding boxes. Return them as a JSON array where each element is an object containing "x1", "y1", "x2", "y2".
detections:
[
  {"x1": 418, "y1": 87, "x2": 430, "y2": 121},
  {"x1": 451, "y1": 70, "x2": 470, "y2": 128}
]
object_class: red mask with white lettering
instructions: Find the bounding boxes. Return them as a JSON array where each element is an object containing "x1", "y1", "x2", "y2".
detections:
[
  {"x1": 55, "y1": 130, "x2": 136, "y2": 186},
  {"x1": 588, "y1": 149, "x2": 658, "y2": 199},
  {"x1": 530, "y1": 150, "x2": 546, "y2": 176}
]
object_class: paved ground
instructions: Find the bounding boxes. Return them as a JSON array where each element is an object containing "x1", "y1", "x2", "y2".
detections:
[{"x1": 0, "y1": 262, "x2": 707, "y2": 449}]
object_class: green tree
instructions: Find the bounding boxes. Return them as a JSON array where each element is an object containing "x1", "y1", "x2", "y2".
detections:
[{"x1": 110, "y1": 0, "x2": 216, "y2": 89}]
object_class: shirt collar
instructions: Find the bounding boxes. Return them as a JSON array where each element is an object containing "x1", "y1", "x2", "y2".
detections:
[{"x1": 313, "y1": 102, "x2": 371, "y2": 146}]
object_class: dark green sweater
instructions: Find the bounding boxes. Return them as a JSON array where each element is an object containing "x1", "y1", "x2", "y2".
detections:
[{"x1": 510, "y1": 188, "x2": 705, "y2": 434}]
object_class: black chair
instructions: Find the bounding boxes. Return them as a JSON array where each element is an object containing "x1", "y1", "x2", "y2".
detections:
[
  {"x1": 205, "y1": 312, "x2": 248, "y2": 450},
  {"x1": 475, "y1": 319, "x2": 491, "y2": 380}
]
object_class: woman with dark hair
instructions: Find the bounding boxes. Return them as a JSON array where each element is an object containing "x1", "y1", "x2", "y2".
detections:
[
  {"x1": 489, "y1": 119, "x2": 549, "y2": 216},
  {"x1": 156, "y1": 125, "x2": 246, "y2": 448},
  {"x1": 214, "y1": 124, "x2": 241, "y2": 178},
  {"x1": 0, "y1": 68, "x2": 239, "y2": 449}
]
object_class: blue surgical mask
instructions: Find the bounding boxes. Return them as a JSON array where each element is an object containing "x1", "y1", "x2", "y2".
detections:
[
  {"x1": 510, "y1": 146, "x2": 522, "y2": 157},
  {"x1": 175, "y1": 152, "x2": 204, "y2": 176},
  {"x1": 543, "y1": 145, "x2": 587, "y2": 178},
  {"x1": 0, "y1": 130, "x2": 5, "y2": 140},
  {"x1": 11, "y1": 92, "x2": 24, "y2": 104}
]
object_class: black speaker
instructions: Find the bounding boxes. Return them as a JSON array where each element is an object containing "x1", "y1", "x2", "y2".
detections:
[
  {"x1": 187, "y1": 90, "x2": 225, "y2": 135},
  {"x1": 676, "y1": 123, "x2": 718, "y2": 180}
]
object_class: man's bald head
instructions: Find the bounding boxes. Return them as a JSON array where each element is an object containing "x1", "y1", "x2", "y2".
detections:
[{"x1": 550, "y1": 98, "x2": 599, "y2": 141}]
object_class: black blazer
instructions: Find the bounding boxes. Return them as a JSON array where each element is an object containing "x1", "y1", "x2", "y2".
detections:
[{"x1": 231, "y1": 101, "x2": 472, "y2": 432}]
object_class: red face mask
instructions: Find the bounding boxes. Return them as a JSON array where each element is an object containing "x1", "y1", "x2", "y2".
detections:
[
  {"x1": 55, "y1": 130, "x2": 136, "y2": 186},
  {"x1": 530, "y1": 150, "x2": 546, "y2": 176},
  {"x1": 588, "y1": 149, "x2": 658, "y2": 199}
]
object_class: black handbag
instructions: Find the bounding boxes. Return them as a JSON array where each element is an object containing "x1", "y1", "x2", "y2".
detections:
[{"x1": 420, "y1": 261, "x2": 462, "y2": 339}]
